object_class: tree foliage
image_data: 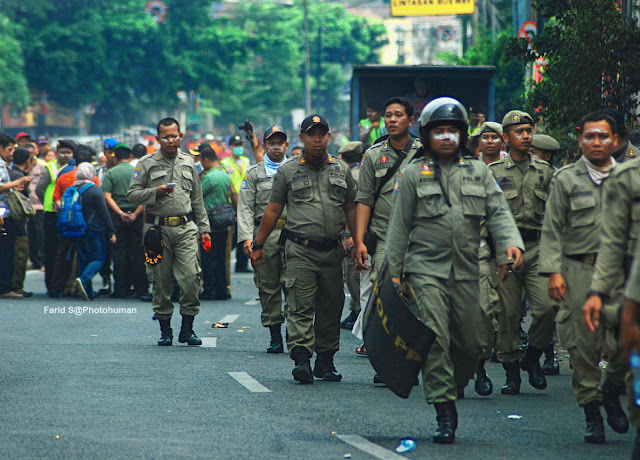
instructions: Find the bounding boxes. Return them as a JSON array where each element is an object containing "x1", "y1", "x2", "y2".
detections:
[
  {"x1": 0, "y1": 14, "x2": 29, "y2": 109},
  {"x1": 506, "y1": 0, "x2": 640, "y2": 132},
  {"x1": 2, "y1": 0, "x2": 387, "y2": 132}
]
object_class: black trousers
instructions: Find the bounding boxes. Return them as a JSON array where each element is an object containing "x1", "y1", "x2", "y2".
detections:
[
  {"x1": 43, "y1": 212, "x2": 59, "y2": 291},
  {"x1": 112, "y1": 216, "x2": 148, "y2": 296},
  {"x1": 0, "y1": 217, "x2": 17, "y2": 294},
  {"x1": 28, "y1": 210, "x2": 45, "y2": 268}
]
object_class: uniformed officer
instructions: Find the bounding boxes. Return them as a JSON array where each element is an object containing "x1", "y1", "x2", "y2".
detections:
[
  {"x1": 488, "y1": 110, "x2": 555, "y2": 395},
  {"x1": 583, "y1": 117, "x2": 640, "y2": 445},
  {"x1": 352, "y1": 97, "x2": 421, "y2": 363},
  {"x1": 127, "y1": 118, "x2": 211, "y2": 346},
  {"x1": 338, "y1": 141, "x2": 364, "y2": 331},
  {"x1": 540, "y1": 111, "x2": 628, "y2": 443},
  {"x1": 238, "y1": 125, "x2": 289, "y2": 354},
  {"x1": 251, "y1": 115, "x2": 358, "y2": 384},
  {"x1": 386, "y1": 97, "x2": 523, "y2": 443},
  {"x1": 530, "y1": 134, "x2": 560, "y2": 166}
]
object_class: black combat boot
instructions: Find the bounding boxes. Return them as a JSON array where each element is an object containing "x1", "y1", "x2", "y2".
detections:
[
  {"x1": 158, "y1": 319, "x2": 173, "y2": 346},
  {"x1": 501, "y1": 361, "x2": 521, "y2": 395},
  {"x1": 178, "y1": 315, "x2": 202, "y2": 346},
  {"x1": 313, "y1": 350, "x2": 342, "y2": 382},
  {"x1": 602, "y1": 380, "x2": 629, "y2": 434},
  {"x1": 520, "y1": 344, "x2": 547, "y2": 390},
  {"x1": 291, "y1": 346, "x2": 313, "y2": 384},
  {"x1": 583, "y1": 400, "x2": 605, "y2": 444},
  {"x1": 266, "y1": 324, "x2": 284, "y2": 354},
  {"x1": 541, "y1": 344, "x2": 560, "y2": 375},
  {"x1": 340, "y1": 311, "x2": 358, "y2": 330},
  {"x1": 433, "y1": 401, "x2": 457, "y2": 444},
  {"x1": 475, "y1": 360, "x2": 493, "y2": 396}
]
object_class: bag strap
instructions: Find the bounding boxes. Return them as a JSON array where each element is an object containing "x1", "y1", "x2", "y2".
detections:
[{"x1": 367, "y1": 138, "x2": 413, "y2": 229}]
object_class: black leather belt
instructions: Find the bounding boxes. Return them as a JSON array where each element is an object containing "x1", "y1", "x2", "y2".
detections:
[
  {"x1": 518, "y1": 228, "x2": 540, "y2": 243},
  {"x1": 285, "y1": 231, "x2": 339, "y2": 251},
  {"x1": 565, "y1": 253, "x2": 598, "y2": 265},
  {"x1": 146, "y1": 214, "x2": 192, "y2": 227}
]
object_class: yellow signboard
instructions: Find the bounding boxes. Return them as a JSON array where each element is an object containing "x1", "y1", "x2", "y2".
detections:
[{"x1": 390, "y1": 0, "x2": 475, "y2": 17}]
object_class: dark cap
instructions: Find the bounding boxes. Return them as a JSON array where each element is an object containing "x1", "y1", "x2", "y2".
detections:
[
  {"x1": 229, "y1": 134, "x2": 243, "y2": 145},
  {"x1": 264, "y1": 125, "x2": 287, "y2": 141},
  {"x1": 478, "y1": 122, "x2": 503, "y2": 137},
  {"x1": 57, "y1": 139, "x2": 78, "y2": 151},
  {"x1": 502, "y1": 110, "x2": 534, "y2": 129},
  {"x1": 16, "y1": 132, "x2": 30, "y2": 141},
  {"x1": 531, "y1": 134, "x2": 560, "y2": 152},
  {"x1": 103, "y1": 138, "x2": 119, "y2": 150},
  {"x1": 300, "y1": 115, "x2": 330, "y2": 133},
  {"x1": 113, "y1": 143, "x2": 132, "y2": 154},
  {"x1": 37, "y1": 135, "x2": 49, "y2": 144}
]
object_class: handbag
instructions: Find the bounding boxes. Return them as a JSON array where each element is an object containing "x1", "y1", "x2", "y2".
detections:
[
  {"x1": 208, "y1": 203, "x2": 236, "y2": 230},
  {"x1": 5, "y1": 188, "x2": 35, "y2": 220}
]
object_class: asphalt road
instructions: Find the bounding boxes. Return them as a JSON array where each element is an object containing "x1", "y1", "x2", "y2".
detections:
[{"x1": 0, "y1": 265, "x2": 635, "y2": 459}]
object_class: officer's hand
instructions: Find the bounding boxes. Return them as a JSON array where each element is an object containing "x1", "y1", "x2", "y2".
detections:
[
  {"x1": 497, "y1": 264, "x2": 512, "y2": 282},
  {"x1": 109, "y1": 234, "x2": 116, "y2": 244},
  {"x1": 548, "y1": 273, "x2": 567, "y2": 301},
  {"x1": 120, "y1": 212, "x2": 131, "y2": 223},
  {"x1": 583, "y1": 295, "x2": 603, "y2": 333},
  {"x1": 243, "y1": 240, "x2": 252, "y2": 258},
  {"x1": 156, "y1": 185, "x2": 174, "y2": 196},
  {"x1": 354, "y1": 242, "x2": 369, "y2": 271},
  {"x1": 129, "y1": 213, "x2": 138, "y2": 222},
  {"x1": 198, "y1": 233, "x2": 211, "y2": 244},
  {"x1": 251, "y1": 248, "x2": 265, "y2": 269},
  {"x1": 622, "y1": 301, "x2": 640, "y2": 363},
  {"x1": 505, "y1": 247, "x2": 523, "y2": 271},
  {"x1": 344, "y1": 236, "x2": 354, "y2": 257}
]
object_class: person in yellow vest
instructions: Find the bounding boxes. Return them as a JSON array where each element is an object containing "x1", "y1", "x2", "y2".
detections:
[
  {"x1": 35, "y1": 139, "x2": 76, "y2": 297},
  {"x1": 222, "y1": 134, "x2": 252, "y2": 273}
]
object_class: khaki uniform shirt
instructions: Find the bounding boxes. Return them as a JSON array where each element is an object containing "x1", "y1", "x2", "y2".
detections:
[
  {"x1": 269, "y1": 154, "x2": 357, "y2": 241},
  {"x1": 127, "y1": 149, "x2": 210, "y2": 234},
  {"x1": 590, "y1": 158, "x2": 640, "y2": 295},
  {"x1": 237, "y1": 162, "x2": 288, "y2": 243},
  {"x1": 355, "y1": 138, "x2": 421, "y2": 241},
  {"x1": 386, "y1": 153, "x2": 523, "y2": 281},
  {"x1": 488, "y1": 154, "x2": 554, "y2": 232},
  {"x1": 539, "y1": 158, "x2": 609, "y2": 275}
]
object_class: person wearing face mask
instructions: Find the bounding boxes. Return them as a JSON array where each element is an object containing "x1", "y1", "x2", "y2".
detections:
[
  {"x1": 238, "y1": 125, "x2": 289, "y2": 354},
  {"x1": 222, "y1": 134, "x2": 252, "y2": 273},
  {"x1": 489, "y1": 110, "x2": 555, "y2": 396},
  {"x1": 385, "y1": 98, "x2": 523, "y2": 444},
  {"x1": 539, "y1": 112, "x2": 628, "y2": 443}
]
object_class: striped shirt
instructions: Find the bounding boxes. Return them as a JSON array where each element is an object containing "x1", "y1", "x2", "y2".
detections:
[
  {"x1": 201, "y1": 166, "x2": 231, "y2": 211},
  {"x1": 0, "y1": 158, "x2": 10, "y2": 217}
]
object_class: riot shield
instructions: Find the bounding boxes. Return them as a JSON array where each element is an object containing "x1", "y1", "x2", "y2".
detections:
[{"x1": 363, "y1": 259, "x2": 436, "y2": 399}]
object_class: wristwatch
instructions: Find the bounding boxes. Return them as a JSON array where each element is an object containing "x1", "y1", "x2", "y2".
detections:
[
  {"x1": 251, "y1": 242, "x2": 263, "y2": 250},
  {"x1": 587, "y1": 290, "x2": 602, "y2": 299}
]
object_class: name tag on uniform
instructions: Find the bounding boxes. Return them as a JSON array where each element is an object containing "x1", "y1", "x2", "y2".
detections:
[{"x1": 496, "y1": 176, "x2": 515, "y2": 190}]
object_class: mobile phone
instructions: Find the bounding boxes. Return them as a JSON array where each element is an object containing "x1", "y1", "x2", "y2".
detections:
[
  {"x1": 167, "y1": 182, "x2": 177, "y2": 188},
  {"x1": 0, "y1": 207, "x2": 7, "y2": 217}
]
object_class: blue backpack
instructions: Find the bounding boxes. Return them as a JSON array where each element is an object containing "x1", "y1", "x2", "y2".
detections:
[{"x1": 57, "y1": 183, "x2": 95, "y2": 239}]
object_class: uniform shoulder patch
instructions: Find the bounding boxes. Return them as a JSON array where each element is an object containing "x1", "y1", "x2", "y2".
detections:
[
  {"x1": 132, "y1": 169, "x2": 141, "y2": 180},
  {"x1": 240, "y1": 177, "x2": 249, "y2": 190}
]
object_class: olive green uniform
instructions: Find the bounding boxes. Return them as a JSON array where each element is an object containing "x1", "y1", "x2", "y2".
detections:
[
  {"x1": 478, "y1": 225, "x2": 500, "y2": 360},
  {"x1": 624, "y1": 239, "x2": 640, "y2": 425},
  {"x1": 127, "y1": 149, "x2": 210, "y2": 320},
  {"x1": 356, "y1": 138, "x2": 421, "y2": 282},
  {"x1": 589, "y1": 158, "x2": 640, "y2": 426},
  {"x1": 344, "y1": 163, "x2": 360, "y2": 315},
  {"x1": 269, "y1": 154, "x2": 357, "y2": 356},
  {"x1": 386, "y1": 153, "x2": 522, "y2": 403},
  {"x1": 539, "y1": 158, "x2": 625, "y2": 406},
  {"x1": 489, "y1": 154, "x2": 555, "y2": 363},
  {"x1": 237, "y1": 162, "x2": 287, "y2": 327}
]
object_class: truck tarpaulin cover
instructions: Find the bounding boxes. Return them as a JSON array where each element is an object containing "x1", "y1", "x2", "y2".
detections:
[{"x1": 363, "y1": 259, "x2": 436, "y2": 398}]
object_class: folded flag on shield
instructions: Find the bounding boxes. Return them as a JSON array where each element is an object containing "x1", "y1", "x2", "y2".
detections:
[{"x1": 363, "y1": 259, "x2": 436, "y2": 399}]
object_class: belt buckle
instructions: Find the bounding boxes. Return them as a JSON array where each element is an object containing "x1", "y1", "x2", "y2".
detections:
[{"x1": 167, "y1": 216, "x2": 181, "y2": 226}]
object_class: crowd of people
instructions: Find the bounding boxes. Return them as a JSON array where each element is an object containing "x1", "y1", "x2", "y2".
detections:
[{"x1": 2, "y1": 96, "x2": 640, "y2": 457}]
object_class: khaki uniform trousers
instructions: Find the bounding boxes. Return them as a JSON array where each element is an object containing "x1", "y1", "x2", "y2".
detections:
[
  {"x1": 343, "y1": 255, "x2": 360, "y2": 314},
  {"x1": 283, "y1": 239, "x2": 345, "y2": 356},
  {"x1": 146, "y1": 221, "x2": 201, "y2": 319},
  {"x1": 556, "y1": 256, "x2": 626, "y2": 406},
  {"x1": 478, "y1": 244, "x2": 500, "y2": 360},
  {"x1": 254, "y1": 227, "x2": 285, "y2": 327},
  {"x1": 497, "y1": 241, "x2": 556, "y2": 363},
  {"x1": 408, "y1": 271, "x2": 490, "y2": 403}
]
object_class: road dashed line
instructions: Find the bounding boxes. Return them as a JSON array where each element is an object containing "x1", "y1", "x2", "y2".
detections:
[
  {"x1": 336, "y1": 435, "x2": 406, "y2": 460},
  {"x1": 219, "y1": 314, "x2": 240, "y2": 324},
  {"x1": 228, "y1": 372, "x2": 271, "y2": 393},
  {"x1": 199, "y1": 337, "x2": 217, "y2": 348}
]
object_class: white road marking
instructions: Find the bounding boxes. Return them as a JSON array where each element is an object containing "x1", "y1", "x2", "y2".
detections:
[
  {"x1": 219, "y1": 314, "x2": 240, "y2": 323},
  {"x1": 243, "y1": 300, "x2": 260, "y2": 305},
  {"x1": 336, "y1": 435, "x2": 406, "y2": 460},
  {"x1": 200, "y1": 337, "x2": 217, "y2": 348},
  {"x1": 228, "y1": 372, "x2": 271, "y2": 393}
]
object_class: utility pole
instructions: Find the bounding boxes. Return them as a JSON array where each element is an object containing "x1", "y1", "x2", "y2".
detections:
[
  {"x1": 303, "y1": 0, "x2": 311, "y2": 114},
  {"x1": 317, "y1": 26, "x2": 323, "y2": 113}
]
